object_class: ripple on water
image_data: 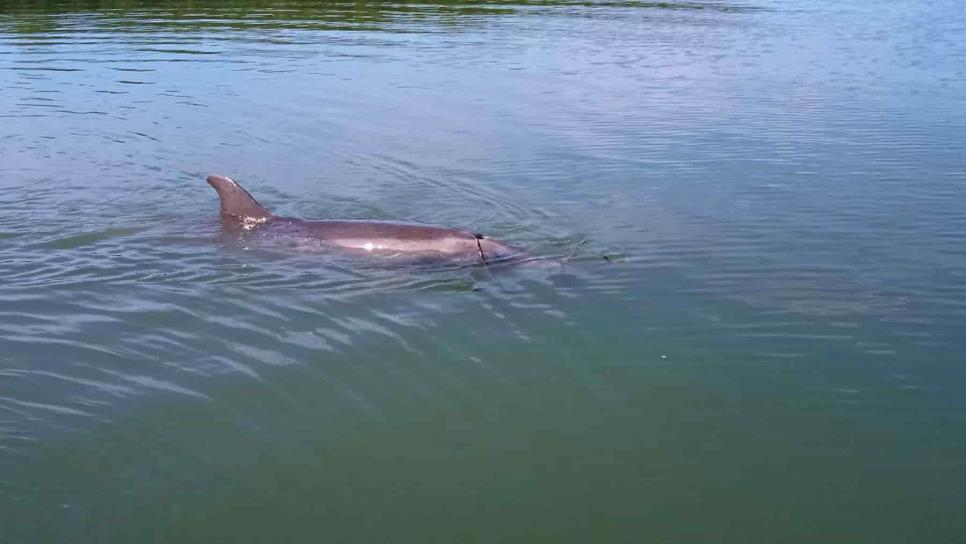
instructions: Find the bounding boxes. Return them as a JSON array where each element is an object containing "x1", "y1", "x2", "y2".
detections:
[{"x1": 0, "y1": 182, "x2": 609, "y2": 450}]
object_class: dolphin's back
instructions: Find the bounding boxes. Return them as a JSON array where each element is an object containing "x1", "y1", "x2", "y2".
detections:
[{"x1": 286, "y1": 219, "x2": 479, "y2": 255}]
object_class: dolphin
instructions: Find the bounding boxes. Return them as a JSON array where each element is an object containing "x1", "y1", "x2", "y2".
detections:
[{"x1": 206, "y1": 175, "x2": 523, "y2": 264}]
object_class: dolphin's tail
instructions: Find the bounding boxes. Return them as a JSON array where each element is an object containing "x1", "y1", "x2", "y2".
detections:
[{"x1": 206, "y1": 175, "x2": 274, "y2": 221}]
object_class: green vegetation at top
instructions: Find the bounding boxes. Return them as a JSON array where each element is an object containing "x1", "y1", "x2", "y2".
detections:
[{"x1": 0, "y1": 0, "x2": 759, "y2": 31}]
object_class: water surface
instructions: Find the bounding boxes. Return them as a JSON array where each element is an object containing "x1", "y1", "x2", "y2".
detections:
[{"x1": 2, "y1": 0, "x2": 965, "y2": 542}]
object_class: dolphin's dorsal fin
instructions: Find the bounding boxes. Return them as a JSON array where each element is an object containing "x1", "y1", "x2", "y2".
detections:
[{"x1": 206, "y1": 175, "x2": 274, "y2": 221}]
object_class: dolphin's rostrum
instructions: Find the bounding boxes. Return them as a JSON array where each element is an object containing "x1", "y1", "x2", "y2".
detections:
[{"x1": 206, "y1": 175, "x2": 522, "y2": 264}]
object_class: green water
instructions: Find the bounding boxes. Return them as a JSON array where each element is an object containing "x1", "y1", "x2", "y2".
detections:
[{"x1": 1, "y1": 0, "x2": 965, "y2": 542}]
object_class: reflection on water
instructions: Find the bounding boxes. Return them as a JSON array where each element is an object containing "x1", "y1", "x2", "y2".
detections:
[{"x1": 2, "y1": 0, "x2": 966, "y2": 541}]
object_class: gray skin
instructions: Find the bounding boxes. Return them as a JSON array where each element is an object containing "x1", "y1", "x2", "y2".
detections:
[{"x1": 206, "y1": 175, "x2": 523, "y2": 264}]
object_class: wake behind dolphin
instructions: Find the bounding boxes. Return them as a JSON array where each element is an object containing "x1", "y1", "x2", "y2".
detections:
[{"x1": 206, "y1": 175, "x2": 524, "y2": 264}]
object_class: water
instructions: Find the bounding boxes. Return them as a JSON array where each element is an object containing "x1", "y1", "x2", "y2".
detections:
[{"x1": 1, "y1": 0, "x2": 965, "y2": 541}]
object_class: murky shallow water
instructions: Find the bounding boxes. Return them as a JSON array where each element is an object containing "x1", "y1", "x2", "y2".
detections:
[{"x1": 2, "y1": 1, "x2": 965, "y2": 541}]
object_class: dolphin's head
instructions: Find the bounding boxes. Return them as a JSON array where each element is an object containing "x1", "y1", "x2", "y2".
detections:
[{"x1": 478, "y1": 236, "x2": 526, "y2": 263}]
